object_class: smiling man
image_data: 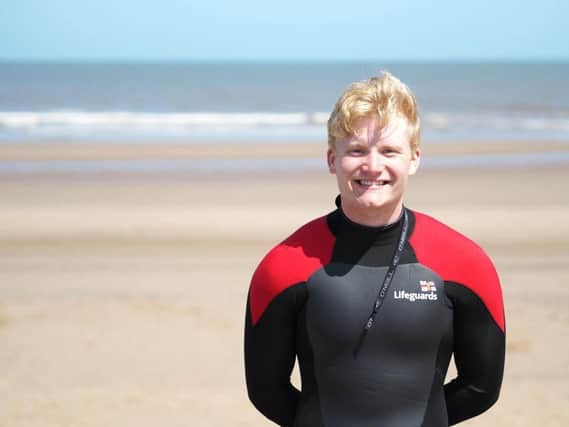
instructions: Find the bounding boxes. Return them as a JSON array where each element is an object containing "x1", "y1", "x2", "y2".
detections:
[
  {"x1": 327, "y1": 113, "x2": 420, "y2": 227},
  {"x1": 244, "y1": 72, "x2": 505, "y2": 427}
]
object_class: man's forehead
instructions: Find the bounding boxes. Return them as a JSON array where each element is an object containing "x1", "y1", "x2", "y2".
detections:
[{"x1": 348, "y1": 115, "x2": 409, "y2": 143}]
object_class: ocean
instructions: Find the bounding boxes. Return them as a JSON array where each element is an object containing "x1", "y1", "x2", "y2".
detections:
[{"x1": 1, "y1": 62, "x2": 569, "y2": 143}]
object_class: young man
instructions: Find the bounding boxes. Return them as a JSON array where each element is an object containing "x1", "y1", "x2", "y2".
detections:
[{"x1": 244, "y1": 72, "x2": 505, "y2": 427}]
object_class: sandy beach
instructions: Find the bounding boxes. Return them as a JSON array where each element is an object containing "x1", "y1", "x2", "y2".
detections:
[{"x1": 1, "y1": 140, "x2": 568, "y2": 426}]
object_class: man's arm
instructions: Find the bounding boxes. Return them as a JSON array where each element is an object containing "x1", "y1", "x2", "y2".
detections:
[
  {"x1": 244, "y1": 285, "x2": 302, "y2": 427},
  {"x1": 244, "y1": 216, "x2": 334, "y2": 426},
  {"x1": 444, "y1": 281, "x2": 505, "y2": 425}
]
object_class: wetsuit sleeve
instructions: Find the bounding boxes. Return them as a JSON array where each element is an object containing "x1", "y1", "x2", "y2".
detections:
[
  {"x1": 443, "y1": 262, "x2": 505, "y2": 424},
  {"x1": 244, "y1": 216, "x2": 334, "y2": 426},
  {"x1": 244, "y1": 286, "x2": 301, "y2": 427},
  {"x1": 409, "y1": 211, "x2": 506, "y2": 424}
]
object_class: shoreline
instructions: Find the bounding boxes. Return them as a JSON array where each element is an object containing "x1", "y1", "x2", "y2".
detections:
[
  {"x1": 0, "y1": 139, "x2": 568, "y2": 174},
  {"x1": 0, "y1": 139, "x2": 568, "y2": 160}
]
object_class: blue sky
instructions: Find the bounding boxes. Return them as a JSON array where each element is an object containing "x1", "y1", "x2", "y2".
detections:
[{"x1": 1, "y1": 0, "x2": 567, "y2": 61}]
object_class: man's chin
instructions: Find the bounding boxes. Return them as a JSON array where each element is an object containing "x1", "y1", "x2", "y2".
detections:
[{"x1": 356, "y1": 197, "x2": 388, "y2": 209}]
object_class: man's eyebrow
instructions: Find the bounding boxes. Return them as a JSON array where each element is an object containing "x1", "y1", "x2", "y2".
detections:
[
  {"x1": 381, "y1": 143, "x2": 400, "y2": 149},
  {"x1": 347, "y1": 141, "x2": 366, "y2": 147}
]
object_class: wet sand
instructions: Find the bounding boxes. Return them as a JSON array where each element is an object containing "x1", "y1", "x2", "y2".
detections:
[{"x1": 0, "y1": 141, "x2": 568, "y2": 426}]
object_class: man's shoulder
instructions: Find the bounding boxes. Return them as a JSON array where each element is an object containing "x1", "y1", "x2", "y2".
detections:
[
  {"x1": 254, "y1": 214, "x2": 335, "y2": 280},
  {"x1": 410, "y1": 210, "x2": 489, "y2": 262},
  {"x1": 248, "y1": 214, "x2": 336, "y2": 324},
  {"x1": 409, "y1": 209, "x2": 504, "y2": 332},
  {"x1": 408, "y1": 209, "x2": 499, "y2": 289}
]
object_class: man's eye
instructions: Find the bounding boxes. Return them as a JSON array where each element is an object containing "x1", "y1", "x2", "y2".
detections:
[{"x1": 349, "y1": 148, "x2": 364, "y2": 155}]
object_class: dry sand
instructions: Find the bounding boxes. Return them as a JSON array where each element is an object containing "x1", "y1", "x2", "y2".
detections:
[{"x1": 0, "y1": 141, "x2": 568, "y2": 426}]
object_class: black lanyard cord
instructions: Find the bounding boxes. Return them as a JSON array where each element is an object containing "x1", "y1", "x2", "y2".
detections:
[{"x1": 353, "y1": 208, "x2": 409, "y2": 357}]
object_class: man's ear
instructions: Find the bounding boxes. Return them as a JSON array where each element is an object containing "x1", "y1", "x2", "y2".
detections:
[
  {"x1": 408, "y1": 148, "x2": 421, "y2": 175},
  {"x1": 327, "y1": 148, "x2": 336, "y2": 174}
]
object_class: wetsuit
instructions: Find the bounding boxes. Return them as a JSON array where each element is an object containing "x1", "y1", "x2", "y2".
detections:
[{"x1": 244, "y1": 200, "x2": 505, "y2": 427}]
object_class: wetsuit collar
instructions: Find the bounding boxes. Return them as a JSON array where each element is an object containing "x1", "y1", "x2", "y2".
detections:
[{"x1": 332, "y1": 195, "x2": 405, "y2": 246}]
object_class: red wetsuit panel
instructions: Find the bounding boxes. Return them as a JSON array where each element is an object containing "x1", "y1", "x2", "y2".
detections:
[
  {"x1": 249, "y1": 216, "x2": 336, "y2": 325},
  {"x1": 409, "y1": 211, "x2": 505, "y2": 332}
]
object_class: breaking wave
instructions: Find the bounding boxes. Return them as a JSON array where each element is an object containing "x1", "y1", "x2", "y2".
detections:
[{"x1": 0, "y1": 110, "x2": 568, "y2": 140}]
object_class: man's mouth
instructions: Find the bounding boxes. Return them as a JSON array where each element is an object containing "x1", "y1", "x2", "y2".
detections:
[{"x1": 355, "y1": 179, "x2": 389, "y2": 188}]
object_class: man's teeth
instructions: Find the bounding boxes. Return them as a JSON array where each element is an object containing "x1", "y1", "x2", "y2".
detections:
[{"x1": 358, "y1": 180, "x2": 387, "y2": 186}]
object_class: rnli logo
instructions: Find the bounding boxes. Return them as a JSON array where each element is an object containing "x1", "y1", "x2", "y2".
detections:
[
  {"x1": 393, "y1": 280, "x2": 438, "y2": 302},
  {"x1": 420, "y1": 280, "x2": 436, "y2": 292}
]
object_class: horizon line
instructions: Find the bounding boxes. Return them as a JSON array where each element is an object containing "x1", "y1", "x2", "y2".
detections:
[{"x1": 1, "y1": 57, "x2": 568, "y2": 65}]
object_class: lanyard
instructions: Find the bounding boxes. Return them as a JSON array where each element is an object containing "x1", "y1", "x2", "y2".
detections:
[{"x1": 354, "y1": 208, "x2": 409, "y2": 357}]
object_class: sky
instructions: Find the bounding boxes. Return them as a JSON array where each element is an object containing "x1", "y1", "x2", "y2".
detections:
[{"x1": 0, "y1": 0, "x2": 567, "y2": 62}]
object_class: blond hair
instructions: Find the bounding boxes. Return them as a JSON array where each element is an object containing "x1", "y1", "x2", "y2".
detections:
[{"x1": 327, "y1": 71, "x2": 420, "y2": 151}]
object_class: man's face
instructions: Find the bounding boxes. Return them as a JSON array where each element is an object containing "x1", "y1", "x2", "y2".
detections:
[{"x1": 327, "y1": 115, "x2": 420, "y2": 224}]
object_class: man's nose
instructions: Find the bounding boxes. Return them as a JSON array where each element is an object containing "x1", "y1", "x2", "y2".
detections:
[{"x1": 363, "y1": 151, "x2": 384, "y2": 173}]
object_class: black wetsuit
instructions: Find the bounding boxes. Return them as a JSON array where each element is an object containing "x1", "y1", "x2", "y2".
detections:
[{"x1": 245, "y1": 201, "x2": 505, "y2": 427}]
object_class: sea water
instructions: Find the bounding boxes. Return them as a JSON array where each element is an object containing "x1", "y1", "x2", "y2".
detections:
[
  {"x1": 0, "y1": 62, "x2": 568, "y2": 172},
  {"x1": 1, "y1": 62, "x2": 568, "y2": 142}
]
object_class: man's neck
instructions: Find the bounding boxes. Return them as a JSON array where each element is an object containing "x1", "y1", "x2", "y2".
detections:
[{"x1": 341, "y1": 202, "x2": 403, "y2": 228}]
